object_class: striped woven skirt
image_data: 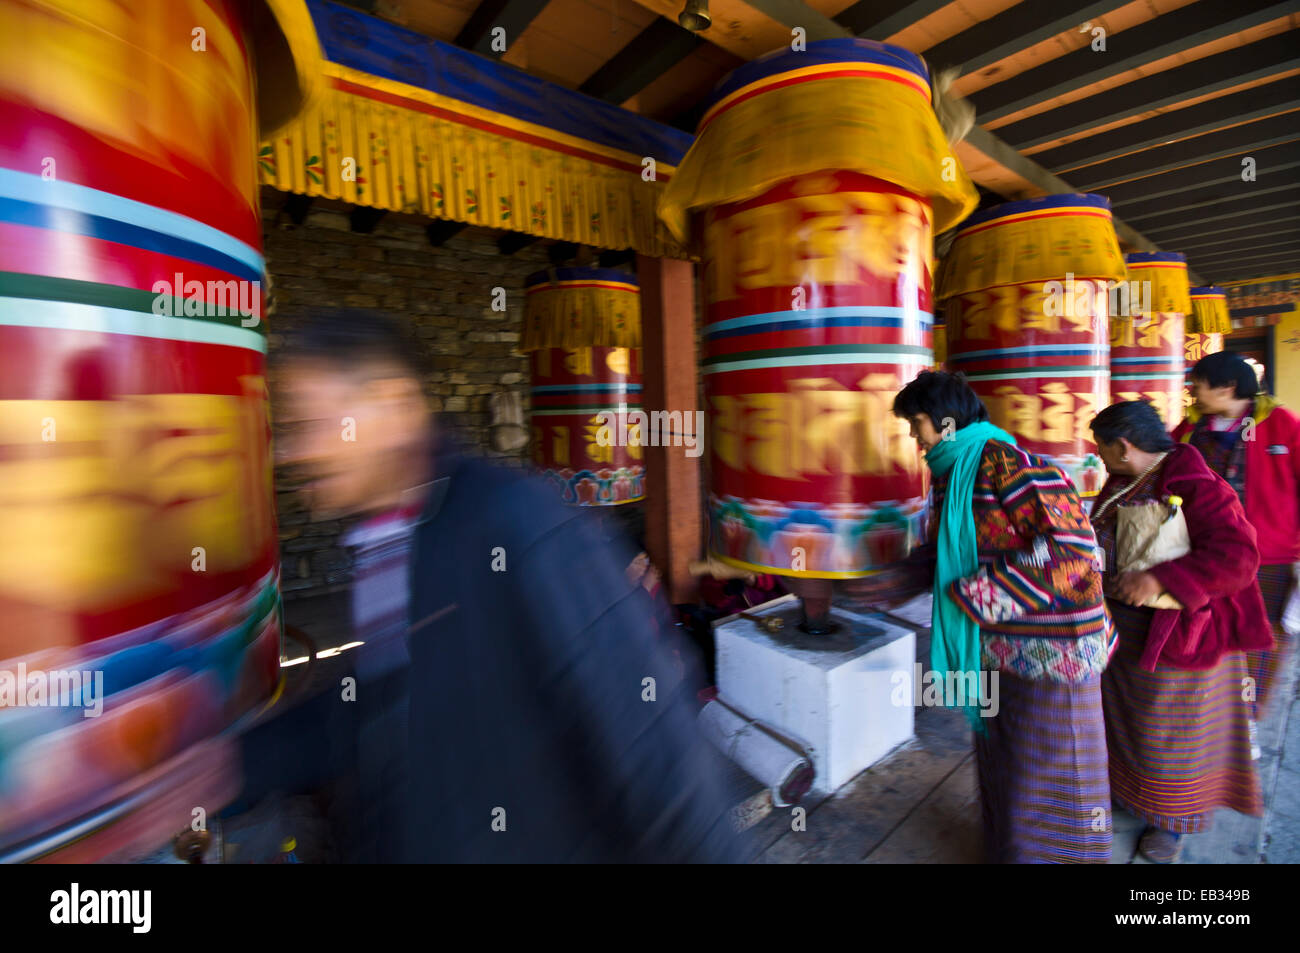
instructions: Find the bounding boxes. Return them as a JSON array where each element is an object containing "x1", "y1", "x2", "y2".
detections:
[
  {"x1": 974, "y1": 670, "x2": 1111, "y2": 863},
  {"x1": 1248, "y1": 564, "x2": 1297, "y2": 720},
  {"x1": 1102, "y1": 600, "x2": 1262, "y2": 833}
]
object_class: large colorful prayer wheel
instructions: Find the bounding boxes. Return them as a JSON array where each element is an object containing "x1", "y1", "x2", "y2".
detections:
[
  {"x1": 524, "y1": 268, "x2": 644, "y2": 506},
  {"x1": 1113, "y1": 252, "x2": 1191, "y2": 425},
  {"x1": 0, "y1": 0, "x2": 318, "y2": 859},
  {"x1": 937, "y1": 194, "x2": 1127, "y2": 499},
  {"x1": 659, "y1": 39, "x2": 979, "y2": 577},
  {"x1": 1183, "y1": 286, "x2": 1228, "y2": 415}
]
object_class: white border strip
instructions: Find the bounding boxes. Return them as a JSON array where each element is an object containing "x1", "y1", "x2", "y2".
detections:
[{"x1": 0, "y1": 298, "x2": 266, "y2": 353}]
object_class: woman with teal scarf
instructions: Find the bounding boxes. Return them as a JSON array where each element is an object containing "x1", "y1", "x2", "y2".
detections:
[{"x1": 852, "y1": 372, "x2": 1114, "y2": 863}]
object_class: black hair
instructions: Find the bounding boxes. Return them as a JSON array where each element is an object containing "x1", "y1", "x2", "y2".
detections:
[
  {"x1": 1090, "y1": 400, "x2": 1176, "y2": 452},
  {"x1": 892, "y1": 370, "x2": 990, "y2": 430},
  {"x1": 1190, "y1": 350, "x2": 1260, "y2": 399},
  {"x1": 277, "y1": 308, "x2": 424, "y2": 379}
]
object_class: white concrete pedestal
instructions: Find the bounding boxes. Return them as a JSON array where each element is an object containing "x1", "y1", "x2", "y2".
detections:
[{"x1": 715, "y1": 594, "x2": 916, "y2": 795}]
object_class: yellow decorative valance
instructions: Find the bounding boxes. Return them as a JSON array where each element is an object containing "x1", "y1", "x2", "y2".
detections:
[
  {"x1": 258, "y1": 63, "x2": 690, "y2": 259},
  {"x1": 658, "y1": 44, "x2": 979, "y2": 244},
  {"x1": 1123, "y1": 254, "x2": 1192, "y2": 318},
  {"x1": 937, "y1": 195, "x2": 1126, "y2": 300},
  {"x1": 1189, "y1": 289, "x2": 1231, "y2": 334},
  {"x1": 520, "y1": 269, "x2": 641, "y2": 352}
]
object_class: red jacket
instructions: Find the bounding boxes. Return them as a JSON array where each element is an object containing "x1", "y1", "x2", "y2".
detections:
[
  {"x1": 1172, "y1": 395, "x2": 1300, "y2": 564},
  {"x1": 1098, "y1": 443, "x2": 1273, "y2": 671}
]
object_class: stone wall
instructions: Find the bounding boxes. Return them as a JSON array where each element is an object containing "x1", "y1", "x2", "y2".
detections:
[{"x1": 263, "y1": 197, "x2": 554, "y2": 599}]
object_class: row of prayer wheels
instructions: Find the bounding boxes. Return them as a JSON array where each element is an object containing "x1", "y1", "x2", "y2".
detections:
[
  {"x1": 646, "y1": 38, "x2": 1231, "y2": 580},
  {"x1": 521, "y1": 38, "x2": 1234, "y2": 584}
]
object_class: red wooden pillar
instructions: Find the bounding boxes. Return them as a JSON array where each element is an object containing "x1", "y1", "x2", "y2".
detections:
[{"x1": 637, "y1": 254, "x2": 702, "y2": 604}]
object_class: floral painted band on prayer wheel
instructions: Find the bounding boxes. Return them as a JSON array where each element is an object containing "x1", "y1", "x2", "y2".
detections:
[
  {"x1": 1115, "y1": 252, "x2": 1190, "y2": 426},
  {"x1": 524, "y1": 268, "x2": 644, "y2": 506},
  {"x1": 0, "y1": 0, "x2": 319, "y2": 859},
  {"x1": 939, "y1": 194, "x2": 1127, "y2": 498}
]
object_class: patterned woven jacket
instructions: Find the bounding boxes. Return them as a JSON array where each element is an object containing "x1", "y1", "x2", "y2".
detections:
[{"x1": 922, "y1": 439, "x2": 1115, "y2": 682}]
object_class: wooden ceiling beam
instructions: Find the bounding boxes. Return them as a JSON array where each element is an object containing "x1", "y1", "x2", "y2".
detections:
[
  {"x1": 1168, "y1": 225, "x2": 1300, "y2": 254},
  {"x1": 999, "y1": 33, "x2": 1300, "y2": 151},
  {"x1": 1102, "y1": 141, "x2": 1300, "y2": 205},
  {"x1": 578, "y1": 18, "x2": 704, "y2": 103},
  {"x1": 922, "y1": 0, "x2": 1123, "y2": 77},
  {"x1": 1036, "y1": 85, "x2": 1300, "y2": 173},
  {"x1": 833, "y1": 0, "x2": 951, "y2": 41},
  {"x1": 968, "y1": 0, "x2": 1297, "y2": 124},
  {"x1": 1190, "y1": 240, "x2": 1300, "y2": 265},
  {"x1": 1139, "y1": 200, "x2": 1300, "y2": 239},
  {"x1": 1068, "y1": 127, "x2": 1300, "y2": 191},
  {"x1": 455, "y1": 0, "x2": 550, "y2": 58}
]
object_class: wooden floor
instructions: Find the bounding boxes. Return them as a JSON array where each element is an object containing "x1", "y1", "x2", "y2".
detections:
[
  {"x1": 736, "y1": 593, "x2": 1300, "y2": 865},
  {"x1": 280, "y1": 591, "x2": 1298, "y2": 865}
]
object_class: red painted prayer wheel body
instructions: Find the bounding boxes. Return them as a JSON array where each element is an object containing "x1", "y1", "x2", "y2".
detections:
[
  {"x1": 702, "y1": 171, "x2": 933, "y2": 577},
  {"x1": 1183, "y1": 332, "x2": 1224, "y2": 415},
  {"x1": 529, "y1": 344, "x2": 645, "y2": 506},
  {"x1": 0, "y1": 0, "x2": 316, "y2": 860},
  {"x1": 942, "y1": 196, "x2": 1119, "y2": 498},
  {"x1": 1113, "y1": 253, "x2": 1190, "y2": 426}
]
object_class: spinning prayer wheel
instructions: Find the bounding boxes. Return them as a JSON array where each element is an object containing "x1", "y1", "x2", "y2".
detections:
[
  {"x1": 1114, "y1": 252, "x2": 1191, "y2": 425},
  {"x1": 522, "y1": 268, "x2": 644, "y2": 506},
  {"x1": 0, "y1": 0, "x2": 319, "y2": 859},
  {"x1": 937, "y1": 194, "x2": 1127, "y2": 499},
  {"x1": 1184, "y1": 286, "x2": 1229, "y2": 415},
  {"x1": 658, "y1": 38, "x2": 978, "y2": 578}
]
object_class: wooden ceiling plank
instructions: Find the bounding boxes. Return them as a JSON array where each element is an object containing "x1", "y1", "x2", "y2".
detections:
[
  {"x1": 923, "y1": 0, "x2": 1123, "y2": 77},
  {"x1": 1146, "y1": 215, "x2": 1300, "y2": 250},
  {"x1": 455, "y1": 0, "x2": 551, "y2": 56},
  {"x1": 1038, "y1": 87, "x2": 1300, "y2": 173},
  {"x1": 1140, "y1": 199, "x2": 1300, "y2": 236},
  {"x1": 1069, "y1": 126, "x2": 1300, "y2": 191},
  {"x1": 1120, "y1": 183, "x2": 1300, "y2": 226},
  {"x1": 998, "y1": 33, "x2": 1300, "y2": 150},
  {"x1": 884, "y1": 0, "x2": 1022, "y2": 53},
  {"x1": 578, "y1": 18, "x2": 704, "y2": 101},
  {"x1": 951, "y1": 0, "x2": 1200, "y2": 98},
  {"x1": 1143, "y1": 212, "x2": 1300, "y2": 242},
  {"x1": 622, "y1": 44, "x2": 743, "y2": 118},
  {"x1": 743, "y1": 0, "x2": 847, "y2": 40},
  {"x1": 1170, "y1": 225, "x2": 1300, "y2": 253},
  {"x1": 832, "y1": 0, "x2": 953, "y2": 40},
  {"x1": 1110, "y1": 160, "x2": 1300, "y2": 212},
  {"x1": 1190, "y1": 240, "x2": 1300, "y2": 264},
  {"x1": 969, "y1": 1, "x2": 1299, "y2": 124}
]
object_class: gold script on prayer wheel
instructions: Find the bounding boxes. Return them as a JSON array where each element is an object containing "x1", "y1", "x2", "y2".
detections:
[
  {"x1": 709, "y1": 375, "x2": 918, "y2": 480},
  {"x1": 702, "y1": 192, "x2": 932, "y2": 303}
]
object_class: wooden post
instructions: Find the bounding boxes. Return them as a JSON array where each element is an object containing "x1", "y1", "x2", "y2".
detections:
[{"x1": 637, "y1": 254, "x2": 702, "y2": 604}]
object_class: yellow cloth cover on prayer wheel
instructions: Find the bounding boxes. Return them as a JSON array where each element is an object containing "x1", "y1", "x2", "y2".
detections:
[{"x1": 939, "y1": 194, "x2": 1126, "y2": 499}]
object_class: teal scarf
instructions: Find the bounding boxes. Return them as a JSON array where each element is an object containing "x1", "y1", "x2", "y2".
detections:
[{"x1": 923, "y1": 421, "x2": 1016, "y2": 730}]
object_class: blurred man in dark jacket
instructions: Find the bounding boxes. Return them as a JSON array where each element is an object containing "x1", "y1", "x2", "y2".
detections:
[{"x1": 268, "y1": 308, "x2": 740, "y2": 863}]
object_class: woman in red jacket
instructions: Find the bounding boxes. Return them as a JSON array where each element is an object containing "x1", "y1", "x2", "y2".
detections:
[
  {"x1": 1176, "y1": 351, "x2": 1300, "y2": 726},
  {"x1": 1090, "y1": 400, "x2": 1272, "y2": 863}
]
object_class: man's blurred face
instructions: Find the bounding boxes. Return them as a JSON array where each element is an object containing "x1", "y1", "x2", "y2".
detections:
[
  {"x1": 274, "y1": 359, "x2": 429, "y2": 519},
  {"x1": 1189, "y1": 377, "x2": 1236, "y2": 415}
]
